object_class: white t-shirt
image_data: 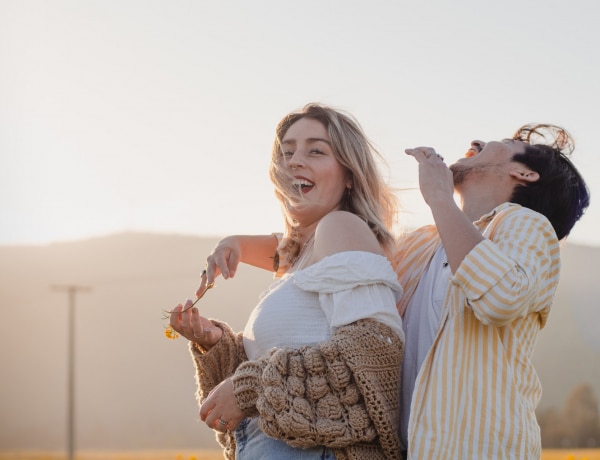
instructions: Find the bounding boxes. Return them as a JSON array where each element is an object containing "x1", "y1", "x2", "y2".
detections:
[{"x1": 399, "y1": 246, "x2": 451, "y2": 449}]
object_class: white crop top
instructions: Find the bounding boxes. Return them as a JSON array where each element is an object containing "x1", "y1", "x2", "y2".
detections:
[{"x1": 243, "y1": 251, "x2": 404, "y2": 361}]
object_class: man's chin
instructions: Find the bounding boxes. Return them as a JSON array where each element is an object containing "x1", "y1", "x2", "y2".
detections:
[{"x1": 449, "y1": 163, "x2": 468, "y2": 186}]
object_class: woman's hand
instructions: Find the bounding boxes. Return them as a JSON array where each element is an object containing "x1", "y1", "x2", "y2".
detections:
[
  {"x1": 169, "y1": 299, "x2": 222, "y2": 349},
  {"x1": 200, "y1": 236, "x2": 244, "y2": 294},
  {"x1": 197, "y1": 234, "x2": 280, "y2": 297},
  {"x1": 199, "y1": 377, "x2": 245, "y2": 432}
]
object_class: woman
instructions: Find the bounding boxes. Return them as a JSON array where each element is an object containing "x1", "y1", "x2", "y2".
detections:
[{"x1": 169, "y1": 103, "x2": 404, "y2": 459}]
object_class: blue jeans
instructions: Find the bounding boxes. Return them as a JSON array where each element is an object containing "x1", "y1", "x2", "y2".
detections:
[{"x1": 235, "y1": 417, "x2": 336, "y2": 459}]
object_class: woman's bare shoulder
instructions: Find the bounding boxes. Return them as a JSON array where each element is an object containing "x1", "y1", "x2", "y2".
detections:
[{"x1": 313, "y1": 211, "x2": 383, "y2": 259}]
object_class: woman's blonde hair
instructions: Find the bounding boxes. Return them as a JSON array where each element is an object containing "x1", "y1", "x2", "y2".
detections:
[{"x1": 270, "y1": 103, "x2": 398, "y2": 265}]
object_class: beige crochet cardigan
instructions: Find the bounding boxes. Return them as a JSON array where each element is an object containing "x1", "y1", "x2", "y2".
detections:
[{"x1": 190, "y1": 317, "x2": 403, "y2": 460}]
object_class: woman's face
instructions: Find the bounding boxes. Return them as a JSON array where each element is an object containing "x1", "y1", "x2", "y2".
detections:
[{"x1": 280, "y1": 117, "x2": 350, "y2": 226}]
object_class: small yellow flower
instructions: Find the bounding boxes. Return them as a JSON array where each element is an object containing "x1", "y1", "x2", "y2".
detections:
[
  {"x1": 164, "y1": 325, "x2": 180, "y2": 339},
  {"x1": 189, "y1": 456, "x2": 197, "y2": 460}
]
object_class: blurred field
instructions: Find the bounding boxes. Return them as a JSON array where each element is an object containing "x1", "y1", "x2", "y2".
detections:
[
  {"x1": 542, "y1": 450, "x2": 600, "y2": 460},
  {"x1": 1, "y1": 449, "x2": 600, "y2": 460},
  {"x1": 0, "y1": 451, "x2": 222, "y2": 460}
]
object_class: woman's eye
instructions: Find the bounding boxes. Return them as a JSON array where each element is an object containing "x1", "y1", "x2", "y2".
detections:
[
  {"x1": 281, "y1": 150, "x2": 294, "y2": 157},
  {"x1": 310, "y1": 149, "x2": 324, "y2": 155}
]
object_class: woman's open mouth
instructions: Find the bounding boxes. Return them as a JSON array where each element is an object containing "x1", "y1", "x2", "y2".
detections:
[{"x1": 293, "y1": 178, "x2": 314, "y2": 193}]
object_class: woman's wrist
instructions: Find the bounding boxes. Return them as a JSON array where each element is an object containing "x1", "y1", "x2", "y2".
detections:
[{"x1": 231, "y1": 360, "x2": 263, "y2": 417}]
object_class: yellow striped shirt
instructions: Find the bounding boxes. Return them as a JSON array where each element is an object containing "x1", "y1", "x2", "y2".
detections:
[{"x1": 393, "y1": 203, "x2": 561, "y2": 460}]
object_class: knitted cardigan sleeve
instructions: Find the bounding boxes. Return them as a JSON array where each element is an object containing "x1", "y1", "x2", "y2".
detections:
[
  {"x1": 189, "y1": 319, "x2": 247, "y2": 460},
  {"x1": 231, "y1": 318, "x2": 403, "y2": 458}
]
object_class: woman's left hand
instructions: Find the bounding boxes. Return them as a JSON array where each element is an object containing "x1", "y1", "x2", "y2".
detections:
[{"x1": 199, "y1": 377, "x2": 245, "y2": 432}]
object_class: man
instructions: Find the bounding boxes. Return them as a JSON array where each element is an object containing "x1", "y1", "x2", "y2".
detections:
[
  {"x1": 200, "y1": 124, "x2": 590, "y2": 459},
  {"x1": 396, "y1": 124, "x2": 588, "y2": 459}
]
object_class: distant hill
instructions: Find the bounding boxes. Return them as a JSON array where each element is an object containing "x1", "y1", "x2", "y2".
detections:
[
  {"x1": 0, "y1": 233, "x2": 274, "y2": 451},
  {"x1": 533, "y1": 243, "x2": 600, "y2": 410},
  {"x1": 0, "y1": 233, "x2": 598, "y2": 451}
]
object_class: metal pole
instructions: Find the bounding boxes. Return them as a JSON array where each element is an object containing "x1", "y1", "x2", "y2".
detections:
[{"x1": 52, "y1": 285, "x2": 91, "y2": 460}]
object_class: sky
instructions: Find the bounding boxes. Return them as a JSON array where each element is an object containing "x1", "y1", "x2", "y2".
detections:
[{"x1": 1, "y1": 0, "x2": 599, "y2": 247}]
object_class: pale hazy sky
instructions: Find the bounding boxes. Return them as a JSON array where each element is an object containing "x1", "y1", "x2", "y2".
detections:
[{"x1": 1, "y1": 0, "x2": 598, "y2": 247}]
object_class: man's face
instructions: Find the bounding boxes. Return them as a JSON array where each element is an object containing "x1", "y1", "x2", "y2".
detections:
[{"x1": 450, "y1": 138, "x2": 528, "y2": 186}]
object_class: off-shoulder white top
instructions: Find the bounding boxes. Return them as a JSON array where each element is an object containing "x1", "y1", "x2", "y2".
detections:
[{"x1": 243, "y1": 251, "x2": 404, "y2": 360}]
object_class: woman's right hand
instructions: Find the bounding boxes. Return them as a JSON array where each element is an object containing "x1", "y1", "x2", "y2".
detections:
[
  {"x1": 196, "y1": 236, "x2": 243, "y2": 297},
  {"x1": 169, "y1": 299, "x2": 223, "y2": 349},
  {"x1": 197, "y1": 234, "x2": 280, "y2": 297}
]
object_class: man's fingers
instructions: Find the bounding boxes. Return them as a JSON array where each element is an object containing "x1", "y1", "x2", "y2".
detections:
[{"x1": 405, "y1": 147, "x2": 443, "y2": 162}]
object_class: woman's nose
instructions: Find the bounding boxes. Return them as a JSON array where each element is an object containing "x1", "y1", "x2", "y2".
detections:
[{"x1": 288, "y1": 150, "x2": 305, "y2": 169}]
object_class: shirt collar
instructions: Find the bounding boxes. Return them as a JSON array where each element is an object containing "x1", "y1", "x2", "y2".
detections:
[{"x1": 473, "y1": 202, "x2": 518, "y2": 228}]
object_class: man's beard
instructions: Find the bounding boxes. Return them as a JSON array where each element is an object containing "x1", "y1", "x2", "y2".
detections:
[
  {"x1": 449, "y1": 162, "x2": 503, "y2": 186},
  {"x1": 449, "y1": 163, "x2": 469, "y2": 186}
]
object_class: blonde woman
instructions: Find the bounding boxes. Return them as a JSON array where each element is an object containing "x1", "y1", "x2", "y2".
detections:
[{"x1": 169, "y1": 103, "x2": 404, "y2": 459}]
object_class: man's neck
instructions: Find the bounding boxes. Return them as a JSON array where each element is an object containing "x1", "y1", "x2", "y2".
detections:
[
  {"x1": 459, "y1": 199, "x2": 499, "y2": 222},
  {"x1": 457, "y1": 184, "x2": 511, "y2": 222}
]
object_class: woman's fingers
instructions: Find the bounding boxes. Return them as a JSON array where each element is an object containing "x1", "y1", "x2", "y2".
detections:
[
  {"x1": 221, "y1": 247, "x2": 240, "y2": 279},
  {"x1": 192, "y1": 307, "x2": 223, "y2": 346},
  {"x1": 169, "y1": 300, "x2": 206, "y2": 345},
  {"x1": 199, "y1": 379, "x2": 243, "y2": 432},
  {"x1": 196, "y1": 270, "x2": 212, "y2": 298},
  {"x1": 206, "y1": 236, "x2": 243, "y2": 282},
  {"x1": 199, "y1": 398, "x2": 214, "y2": 422},
  {"x1": 169, "y1": 304, "x2": 184, "y2": 331}
]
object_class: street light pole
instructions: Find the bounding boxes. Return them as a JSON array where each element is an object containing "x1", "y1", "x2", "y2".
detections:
[{"x1": 52, "y1": 284, "x2": 91, "y2": 460}]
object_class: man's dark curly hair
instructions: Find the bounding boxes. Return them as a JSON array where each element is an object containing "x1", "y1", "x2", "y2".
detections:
[{"x1": 509, "y1": 124, "x2": 590, "y2": 240}]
